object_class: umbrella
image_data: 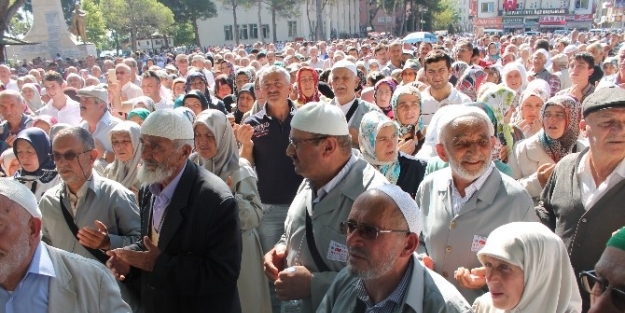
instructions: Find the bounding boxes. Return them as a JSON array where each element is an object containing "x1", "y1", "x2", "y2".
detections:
[{"x1": 402, "y1": 32, "x2": 438, "y2": 44}]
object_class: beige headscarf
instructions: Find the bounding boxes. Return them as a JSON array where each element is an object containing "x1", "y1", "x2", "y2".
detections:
[
  {"x1": 103, "y1": 121, "x2": 142, "y2": 189},
  {"x1": 190, "y1": 109, "x2": 239, "y2": 181},
  {"x1": 473, "y1": 222, "x2": 582, "y2": 313}
]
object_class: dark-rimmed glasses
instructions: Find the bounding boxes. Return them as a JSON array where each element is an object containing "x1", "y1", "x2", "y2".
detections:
[
  {"x1": 49, "y1": 150, "x2": 93, "y2": 161},
  {"x1": 580, "y1": 270, "x2": 625, "y2": 310},
  {"x1": 288, "y1": 136, "x2": 328, "y2": 149},
  {"x1": 339, "y1": 221, "x2": 410, "y2": 241}
]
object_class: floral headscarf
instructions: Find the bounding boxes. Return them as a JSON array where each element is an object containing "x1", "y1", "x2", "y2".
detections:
[
  {"x1": 222, "y1": 60, "x2": 236, "y2": 80},
  {"x1": 457, "y1": 68, "x2": 488, "y2": 101},
  {"x1": 234, "y1": 68, "x2": 253, "y2": 94},
  {"x1": 391, "y1": 85, "x2": 423, "y2": 138},
  {"x1": 358, "y1": 111, "x2": 401, "y2": 184},
  {"x1": 486, "y1": 42, "x2": 500, "y2": 61},
  {"x1": 184, "y1": 71, "x2": 214, "y2": 104},
  {"x1": 296, "y1": 67, "x2": 321, "y2": 104},
  {"x1": 374, "y1": 78, "x2": 398, "y2": 118},
  {"x1": 478, "y1": 85, "x2": 517, "y2": 160},
  {"x1": 451, "y1": 61, "x2": 469, "y2": 82},
  {"x1": 538, "y1": 95, "x2": 580, "y2": 163}
]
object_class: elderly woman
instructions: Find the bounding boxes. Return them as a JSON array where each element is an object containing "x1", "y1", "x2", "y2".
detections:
[
  {"x1": 182, "y1": 90, "x2": 210, "y2": 116},
  {"x1": 484, "y1": 65, "x2": 502, "y2": 84},
  {"x1": 457, "y1": 68, "x2": 488, "y2": 101},
  {"x1": 190, "y1": 110, "x2": 271, "y2": 313},
  {"x1": 233, "y1": 83, "x2": 255, "y2": 124},
  {"x1": 359, "y1": 111, "x2": 427, "y2": 197},
  {"x1": 472, "y1": 222, "x2": 582, "y2": 313},
  {"x1": 514, "y1": 79, "x2": 551, "y2": 138},
  {"x1": 103, "y1": 121, "x2": 142, "y2": 194},
  {"x1": 392, "y1": 85, "x2": 425, "y2": 156},
  {"x1": 294, "y1": 67, "x2": 323, "y2": 107},
  {"x1": 223, "y1": 68, "x2": 254, "y2": 111},
  {"x1": 172, "y1": 77, "x2": 187, "y2": 100},
  {"x1": 0, "y1": 149, "x2": 19, "y2": 177},
  {"x1": 373, "y1": 78, "x2": 398, "y2": 118},
  {"x1": 184, "y1": 72, "x2": 227, "y2": 114},
  {"x1": 501, "y1": 63, "x2": 528, "y2": 96},
  {"x1": 126, "y1": 108, "x2": 150, "y2": 126},
  {"x1": 21, "y1": 83, "x2": 44, "y2": 112},
  {"x1": 13, "y1": 128, "x2": 61, "y2": 200},
  {"x1": 508, "y1": 95, "x2": 583, "y2": 200}
]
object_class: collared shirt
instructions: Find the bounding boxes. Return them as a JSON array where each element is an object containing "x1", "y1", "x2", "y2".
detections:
[
  {"x1": 80, "y1": 111, "x2": 121, "y2": 154},
  {"x1": 0, "y1": 242, "x2": 55, "y2": 313},
  {"x1": 65, "y1": 179, "x2": 91, "y2": 215},
  {"x1": 450, "y1": 162, "x2": 495, "y2": 215},
  {"x1": 0, "y1": 114, "x2": 33, "y2": 142},
  {"x1": 420, "y1": 83, "x2": 472, "y2": 125},
  {"x1": 313, "y1": 153, "x2": 357, "y2": 204},
  {"x1": 309, "y1": 58, "x2": 325, "y2": 69},
  {"x1": 149, "y1": 163, "x2": 186, "y2": 233},
  {"x1": 355, "y1": 258, "x2": 414, "y2": 313},
  {"x1": 38, "y1": 96, "x2": 82, "y2": 126},
  {"x1": 3, "y1": 79, "x2": 18, "y2": 91},
  {"x1": 577, "y1": 153, "x2": 625, "y2": 210},
  {"x1": 121, "y1": 81, "x2": 144, "y2": 100},
  {"x1": 555, "y1": 83, "x2": 595, "y2": 103}
]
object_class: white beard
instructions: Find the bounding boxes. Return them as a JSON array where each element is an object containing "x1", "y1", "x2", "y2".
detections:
[
  {"x1": 0, "y1": 230, "x2": 31, "y2": 285},
  {"x1": 137, "y1": 163, "x2": 177, "y2": 185},
  {"x1": 448, "y1": 155, "x2": 492, "y2": 182}
]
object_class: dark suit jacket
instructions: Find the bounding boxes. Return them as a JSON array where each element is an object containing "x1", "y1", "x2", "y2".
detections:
[{"x1": 128, "y1": 160, "x2": 242, "y2": 313}]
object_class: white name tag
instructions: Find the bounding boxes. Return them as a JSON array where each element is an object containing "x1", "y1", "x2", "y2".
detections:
[
  {"x1": 471, "y1": 235, "x2": 488, "y2": 252},
  {"x1": 326, "y1": 240, "x2": 348, "y2": 262}
]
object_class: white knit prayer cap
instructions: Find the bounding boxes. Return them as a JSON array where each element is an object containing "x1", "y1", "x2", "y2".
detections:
[
  {"x1": 373, "y1": 184, "x2": 422, "y2": 234},
  {"x1": 291, "y1": 102, "x2": 349, "y2": 136},
  {"x1": 141, "y1": 109, "x2": 194, "y2": 140},
  {"x1": 0, "y1": 178, "x2": 41, "y2": 218},
  {"x1": 436, "y1": 106, "x2": 494, "y2": 144}
]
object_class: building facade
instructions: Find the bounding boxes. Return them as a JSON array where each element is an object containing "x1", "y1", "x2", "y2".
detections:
[{"x1": 136, "y1": 36, "x2": 174, "y2": 54}]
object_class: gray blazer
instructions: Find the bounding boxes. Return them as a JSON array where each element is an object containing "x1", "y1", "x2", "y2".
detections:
[{"x1": 416, "y1": 166, "x2": 537, "y2": 303}]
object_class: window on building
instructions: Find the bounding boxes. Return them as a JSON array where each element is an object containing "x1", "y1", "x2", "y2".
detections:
[
  {"x1": 224, "y1": 25, "x2": 233, "y2": 41},
  {"x1": 239, "y1": 24, "x2": 249, "y2": 40},
  {"x1": 288, "y1": 21, "x2": 297, "y2": 37},
  {"x1": 516, "y1": 2, "x2": 523, "y2": 9},
  {"x1": 250, "y1": 24, "x2": 259, "y2": 39},
  {"x1": 575, "y1": 0, "x2": 589, "y2": 9},
  {"x1": 262, "y1": 24, "x2": 270, "y2": 39},
  {"x1": 156, "y1": 40, "x2": 161, "y2": 44},
  {"x1": 481, "y1": 2, "x2": 494, "y2": 12}
]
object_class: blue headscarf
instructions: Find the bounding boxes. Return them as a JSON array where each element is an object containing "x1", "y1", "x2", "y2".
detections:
[{"x1": 13, "y1": 127, "x2": 57, "y2": 183}]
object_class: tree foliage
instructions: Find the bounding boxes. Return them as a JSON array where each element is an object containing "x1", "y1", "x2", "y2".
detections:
[
  {"x1": 157, "y1": 0, "x2": 217, "y2": 46},
  {"x1": 0, "y1": 0, "x2": 28, "y2": 62},
  {"x1": 8, "y1": 10, "x2": 31, "y2": 38},
  {"x1": 171, "y1": 21, "x2": 196, "y2": 47},
  {"x1": 82, "y1": 0, "x2": 106, "y2": 50},
  {"x1": 432, "y1": 0, "x2": 460, "y2": 32}
]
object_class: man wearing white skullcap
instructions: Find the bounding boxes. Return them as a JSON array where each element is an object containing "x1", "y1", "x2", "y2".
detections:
[
  {"x1": 329, "y1": 59, "x2": 380, "y2": 146},
  {"x1": 318, "y1": 184, "x2": 471, "y2": 312},
  {"x1": 106, "y1": 109, "x2": 243, "y2": 313},
  {"x1": 264, "y1": 102, "x2": 388, "y2": 313},
  {"x1": 0, "y1": 178, "x2": 130, "y2": 312},
  {"x1": 416, "y1": 106, "x2": 536, "y2": 304}
]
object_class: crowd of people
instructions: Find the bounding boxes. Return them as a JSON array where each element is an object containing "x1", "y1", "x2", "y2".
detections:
[{"x1": 1, "y1": 28, "x2": 625, "y2": 313}]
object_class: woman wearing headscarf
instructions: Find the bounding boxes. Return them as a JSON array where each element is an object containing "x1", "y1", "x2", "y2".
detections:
[
  {"x1": 233, "y1": 83, "x2": 255, "y2": 124},
  {"x1": 131, "y1": 96, "x2": 156, "y2": 112},
  {"x1": 478, "y1": 85, "x2": 522, "y2": 163},
  {"x1": 214, "y1": 74, "x2": 235, "y2": 104},
  {"x1": 12, "y1": 128, "x2": 61, "y2": 200},
  {"x1": 182, "y1": 90, "x2": 210, "y2": 116},
  {"x1": 190, "y1": 110, "x2": 271, "y2": 313},
  {"x1": 103, "y1": 121, "x2": 142, "y2": 194},
  {"x1": 451, "y1": 61, "x2": 470, "y2": 85},
  {"x1": 514, "y1": 79, "x2": 551, "y2": 138},
  {"x1": 32, "y1": 115, "x2": 57, "y2": 135},
  {"x1": 508, "y1": 95, "x2": 583, "y2": 200},
  {"x1": 21, "y1": 83, "x2": 44, "y2": 112},
  {"x1": 501, "y1": 63, "x2": 528, "y2": 96},
  {"x1": 223, "y1": 68, "x2": 254, "y2": 111},
  {"x1": 183, "y1": 71, "x2": 227, "y2": 114},
  {"x1": 485, "y1": 65, "x2": 503, "y2": 84},
  {"x1": 172, "y1": 77, "x2": 187, "y2": 100},
  {"x1": 485, "y1": 42, "x2": 501, "y2": 63},
  {"x1": 220, "y1": 60, "x2": 235, "y2": 81},
  {"x1": 457, "y1": 68, "x2": 488, "y2": 101},
  {"x1": 0, "y1": 149, "x2": 18, "y2": 177},
  {"x1": 373, "y1": 78, "x2": 398, "y2": 119},
  {"x1": 358, "y1": 111, "x2": 427, "y2": 197},
  {"x1": 294, "y1": 67, "x2": 323, "y2": 107},
  {"x1": 126, "y1": 108, "x2": 151, "y2": 125},
  {"x1": 392, "y1": 85, "x2": 425, "y2": 156},
  {"x1": 472, "y1": 222, "x2": 582, "y2": 313}
]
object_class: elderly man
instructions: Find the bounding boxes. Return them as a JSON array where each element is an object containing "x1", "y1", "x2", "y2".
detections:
[
  {"x1": 77, "y1": 86, "x2": 121, "y2": 167},
  {"x1": 551, "y1": 53, "x2": 572, "y2": 90},
  {"x1": 537, "y1": 86, "x2": 625, "y2": 312},
  {"x1": 556, "y1": 52, "x2": 595, "y2": 103},
  {"x1": 0, "y1": 90, "x2": 33, "y2": 151},
  {"x1": 330, "y1": 60, "x2": 379, "y2": 146},
  {"x1": 0, "y1": 178, "x2": 130, "y2": 312},
  {"x1": 318, "y1": 185, "x2": 472, "y2": 313},
  {"x1": 39, "y1": 71, "x2": 82, "y2": 125},
  {"x1": 0, "y1": 64, "x2": 17, "y2": 91},
  {"x1": 175, "y1": 54, "x2": 190, "y2": 79},
  {"x1": 123, "y1": 58, "x2": 142, "y2": 86},
  {"x1": 603, "y1": 44, "x2": 625, "y2": 87},
  {"x1": 530, "y1": 49, "x2": 561, "y2": 97},
  {"x1": 106, "y1": 109, "x2": 242, "y2": 313},
  {"x1": 115, "y1": 63, "x2": 143, "y2": 100},
  {"x1": 263, "y1": 103, "x2": 388, "y2": 313},
  {"x1": 416, "y1": 106, "x2": 537, "y2": 304},
  {"x1": 583, "y1": 227, "x2": 625, "y2": 313},
  {"x1": 38, "y1": 126, "x2": 141, "y2": 310}
]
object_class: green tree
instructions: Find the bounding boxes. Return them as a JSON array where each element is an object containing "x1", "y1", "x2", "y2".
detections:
[
  {"x1": 171, "y1": 21, "x2": 196, "y2": 47},
  {"x1": 432, "y1": 0, "x2": 459, "y2": 32},
  {"x1": 8, "y1": 10, "x2": 31, "y2": 38},
  {"x1": 0, "y1": 0, "x2": 28, "y2": 62},
  {"x1": 157, "y1": 0, "x2": 217, "y2": 46},
  {"x1": 100, "y1": 0, "x2": 174, "y2": 51},
  {"x1": 82, "y1": 0, "x2": 106, "y2": 50}
]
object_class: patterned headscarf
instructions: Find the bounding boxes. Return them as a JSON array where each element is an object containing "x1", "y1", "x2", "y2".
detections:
[
  {"x1": 374, "y1": 78, "x2": 398, "y2": 118},
  {"x1": 538, "y1": 95, "x2": 580, "y2": 163},
  {"x1": 478, "y1": 85, "x2": 517, "y2": 160},
  {"x1": 451, "y1": 61, "x2": 470, "y2": 82},
  {"x1": 234, "y1": 68, "x2": 253, "y2": 94},
  {"x1": 391, "y1": 85, "x2": 423, "y2": 138},
  {"x1": 223, "y1": 60, "x2": 236, "y2": 80},
  {"x1": 184, "y1": 71, "x2": 213, "y2": 104},
  {"x1": 296, "y1": 67, "x2": 321, "y2": 104},
  {"x1": 457, "y1": 68, "x2": 488, "y2": 101},
  {"x1": 358, "y1": 111, "x2": 401, "y2": 184}
]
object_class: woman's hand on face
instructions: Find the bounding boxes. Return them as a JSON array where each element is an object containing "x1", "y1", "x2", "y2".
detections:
[{"x1": 397, "y1": 139, "x2": 415, "y2": 155}]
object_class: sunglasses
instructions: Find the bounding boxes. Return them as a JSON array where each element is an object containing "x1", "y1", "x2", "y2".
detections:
[
  {"x1": 339, "y1": 221, "x2": 410, "y2": 241},
  {"x1": 49, "y1": 150, "x2": 92, "y2": 161},
  {"x1": 580, "y1": 270, "x2": 625, "y2": 310}
]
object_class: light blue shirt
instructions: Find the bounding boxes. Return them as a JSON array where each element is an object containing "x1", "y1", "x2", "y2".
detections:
[
  {"x1": 0, "y1": 242, "x2": 56, "y2": 313},
  {"x1": 149, "y1": 163, "x2": 186, "y2": 233}
]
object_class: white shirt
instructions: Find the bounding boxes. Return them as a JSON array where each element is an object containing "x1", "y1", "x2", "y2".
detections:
[
  {"x1": 420, "y1": 83, "x2": 472, "y2": 125},
  {"x1": 203, "y1": 69, "x2": 215, "y2": 89},
  {"x1": 38, "y1": 96, "x2": 82, "y2": 126},
  {"x1": 577, "y1": 153, "x2": 625, "y2": 210},
  {"x1": 154, "y1": 97, "x2": 174, "y2": 110},
  {"x1": 121, "y1": 81, "x2": 144, "y2": 100},
  {"x1": 309, "y1": 58, "x2": 325, "y2": 69},
  {"x1": 450, "y1": 163, "x2": 495, "y2": 215},
  {"x1": 331, "y1": 96, "x2": 357, "y2": 124},
  {"x1": 80, "y1": 111, "x2": 121, "y2": 154},
  {"x1": 4, "y1": 79, "x2": 18, "y2": 91}
]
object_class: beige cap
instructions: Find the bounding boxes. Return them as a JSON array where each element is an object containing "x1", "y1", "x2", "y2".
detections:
[{"x1": 77, "y1": 85, "x2": 108, "y2": 103}]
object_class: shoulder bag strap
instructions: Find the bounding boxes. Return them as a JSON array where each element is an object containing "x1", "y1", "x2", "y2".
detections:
[
  {"x1": 344, "y1": 99, "x2": 359, "y2": 124},
  {"x1": 305, "y1": 209, "x2": 331, "y2": 272},
  {"x1": 59, "y1": 195, "x2": 109, "y2": 264}
]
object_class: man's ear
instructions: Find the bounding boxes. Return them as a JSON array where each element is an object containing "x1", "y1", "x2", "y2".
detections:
[{"x1": 436, "y1": 143, "x2": 449, "y2": 162}]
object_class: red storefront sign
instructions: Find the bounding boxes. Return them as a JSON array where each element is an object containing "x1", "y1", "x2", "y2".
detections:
[
  {"x1": 574, "y1": 14, "x2": 593, "y2": 21},
  {"x1": 474, "y1": 17, "x2": 503, "y2": 27},
  {"x1": 539, "y1": 16, "x2": 567, "y2": 25}
]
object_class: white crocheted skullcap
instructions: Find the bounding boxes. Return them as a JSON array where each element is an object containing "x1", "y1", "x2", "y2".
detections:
[
  {"x1": 373, "y1": 184, "x2": 422, "y2": 234},
  {"x1": 141, "y1": 109, "x2": 194, "y2": 140},
  {"x1": 331, "y1": 60, "x2": 357, "y2": 76},
  {"x1": 0, "y1": 178, "x2": 41, "y2": 219},
  {"x1": 437, "y1": 106, "x2": 494, "y2": 144},
  {"x1": 291, "y1": 102, "x2": 349, "y2": 136}
]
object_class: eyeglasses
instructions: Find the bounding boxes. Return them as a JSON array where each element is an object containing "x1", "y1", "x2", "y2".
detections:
[
  {"x1": 580, "y1": 270, "x2": 625, "y2": 310},
  {"x1": 50, "y1": 150, "x2": 93, "y2": 161},
  {"x1": 339, "y1": 221, "x2": 410, "y2": 240},
  {"x1": 288, "y1": 136, "x2": 328, "y2": 149}
]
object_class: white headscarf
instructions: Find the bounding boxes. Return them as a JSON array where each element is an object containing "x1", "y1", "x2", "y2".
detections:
[
  {"x1": 474, "y1": 222, "x2": 582, "y2": 313},
  {"x1": 415, "y1": 105, "x2": 459, "y2": 161},
  {"x1": 501, "y1": 63, "x2": 528, "y2": 95},
  {"x1": 103, "y1": 122, "x2": 142, "y2": 189},
  {"x1": 21, "y1": 83, "x2": 44, "y2": 112},
  {"x1": 190, "y1": 109, "x2": 239, "y2": 181}
]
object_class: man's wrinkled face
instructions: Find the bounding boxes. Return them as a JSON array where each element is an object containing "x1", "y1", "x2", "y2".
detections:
[
  {"x1": 588, "y1": 247, "x2": 625, "y2": 313},
  {"x1": 0, "y1": 197, "x2": 36, "y2": 285}
]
